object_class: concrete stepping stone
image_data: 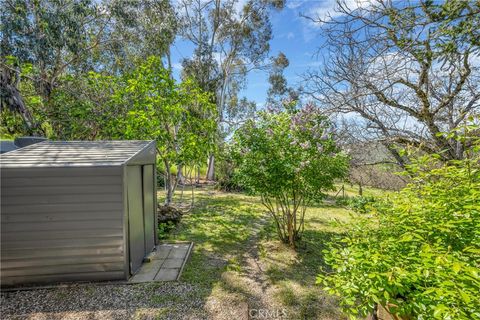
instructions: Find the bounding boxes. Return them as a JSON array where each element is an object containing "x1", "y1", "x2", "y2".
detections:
[
  {"x1": 162, "y1": 258, "x2": 184, "y2": 269},
  {"x1": 129, "y1": 242, "x2": 193, "y2": 283},
  {"x1": 154, "y1": 268, "x2": 179, "y2": 281}
]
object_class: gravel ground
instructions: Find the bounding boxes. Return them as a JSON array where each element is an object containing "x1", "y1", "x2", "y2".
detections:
[{"x1": 1, "y1": 282, "x2": 208, "y2": 320}]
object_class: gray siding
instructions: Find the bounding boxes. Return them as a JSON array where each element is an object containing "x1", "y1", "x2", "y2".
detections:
[{"x1": 1, "y1": 166, "x2": 126, "y2": 286}]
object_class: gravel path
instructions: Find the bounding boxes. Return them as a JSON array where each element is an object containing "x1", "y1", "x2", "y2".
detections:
[{"x1": 1, "y1": 282, "x2": 208, "y2": 320}]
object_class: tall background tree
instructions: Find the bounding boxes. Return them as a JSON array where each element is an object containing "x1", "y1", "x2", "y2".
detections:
[
  {"x1": 176, "y1": 0, "x2": 284, "y2": 180},
  {"x1": 266, "y1": 51, "x2": 298, "y2": 106},
  {"x1": 302, "y1": 0, "x2": 480, "y2": 168}
]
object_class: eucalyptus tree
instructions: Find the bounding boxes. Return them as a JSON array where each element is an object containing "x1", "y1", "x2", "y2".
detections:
[
  {"x1": 302, "y1": 0, "x2": 480, "y2": 167},
  {"x1": 1, "y1": 0, "x2": 102, "y2": 132},
  {"x1": 176, "y1": 0, "x2": 284, "y2": 179},
  {"x1": 103, "y1": 0, "x2": 178, "y2": 72},
  {"x1": 0, "y1": 0, "x2": 177, "y2": 133},
  {"x1": 266, "y1": 51, "x2": 298, "y2": 106}
]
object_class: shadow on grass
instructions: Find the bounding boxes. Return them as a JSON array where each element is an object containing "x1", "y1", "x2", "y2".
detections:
[
  {"x1": 262, "y1": 228, "x2": 342, "y2": 285},
  {"x1": 257, "y1": 206, "x2": 348, "y2": 319},
  {"x1": 158, "y1": 190, "x2": 271, "y2": 317}
]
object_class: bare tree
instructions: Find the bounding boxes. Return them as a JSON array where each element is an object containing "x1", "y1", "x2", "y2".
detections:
[{"x1": 302, "y1": 0, "x2": 480, "y2": 167}]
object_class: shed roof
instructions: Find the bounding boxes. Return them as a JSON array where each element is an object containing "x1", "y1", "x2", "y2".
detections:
[{"x1": 0, "y1": 140, "x2": 155, "y2": 168}]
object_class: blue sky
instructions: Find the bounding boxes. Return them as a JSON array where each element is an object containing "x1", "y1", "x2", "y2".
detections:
[{"x1": 169, "y1": 0, "x2": 349, "y2": 107}]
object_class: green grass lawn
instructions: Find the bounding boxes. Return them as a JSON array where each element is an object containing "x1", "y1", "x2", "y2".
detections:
[{"x1": 155, "y1": 185, "x2": 389, "y2": 319}]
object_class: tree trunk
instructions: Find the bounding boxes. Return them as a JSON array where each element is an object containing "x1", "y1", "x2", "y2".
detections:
[
  {"x1": 195, "y1": 166, "x2": 200, "y2": 184},
  {"x1": 0, "y1": 64, "x2": 37, "y2": 134},
  {"x1": 164, "y1": 160, "x2": 174, "y2": 206},
  {"x1": 287, "y1": 207, "x2": 295, "y2": 248},
  {"x1": 206, "y1": 154, "x2": 215, "y2": 181},
  {"x1": 369, "y1": 304, "x2": 379, "y2": 320},
  {"x1": 177, "y1": 164, "x2": 185, "y2": 185}
]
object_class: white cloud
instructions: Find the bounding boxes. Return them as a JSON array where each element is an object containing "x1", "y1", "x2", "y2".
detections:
[
  {"x1": 469, "y1": 54, "x2": 480, "y2": 68},
  {"x1": 301, "y1": 24, "x2": 316, "y2": 43},
  {"x1": 286, "y1": 0, "x2": 308, "y2": 10},
  {"x1": 172, "y1": 62, "x2": 183, "y2": 70},
  {"x1": 296, "y1": 60, "x2": 324, "y2": 68},
  {"x1": 307, "y1": 0, "x2": 371, "y2": 27},
  {"x1": 212, "y1": 51, "x2": 223, "y2": 64},
  {"x1": 292, "y1": 0, "x2": 372, "y2": 42},
  {"x1": 287, "y1": 32, "x2": 295, "y2": 40},
  {"x1": 234, "y1": 0, "x2": 249, "y2": 16}
]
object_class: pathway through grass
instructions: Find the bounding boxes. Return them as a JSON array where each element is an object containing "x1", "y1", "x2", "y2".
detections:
[{"x1": 159, "y1": 187, "x2": 354, "y2": 319}]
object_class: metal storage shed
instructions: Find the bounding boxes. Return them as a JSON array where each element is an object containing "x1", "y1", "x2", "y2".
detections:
[{"x1": 0, "y1": 140, "x2": 157, "y2": 287}]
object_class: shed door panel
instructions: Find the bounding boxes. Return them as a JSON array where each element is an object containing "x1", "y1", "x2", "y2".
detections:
[
  {"x1": 142, "y1": 165, "x2": 155, "y2": 254},
  {"x1": 127, "y1": 166, "x2": 145, "y2": 274}
]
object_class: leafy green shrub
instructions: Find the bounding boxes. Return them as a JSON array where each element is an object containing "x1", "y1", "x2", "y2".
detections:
[
  {"x1": 318, "y1": 128, "x2": 480, "y2": 319},
  {"x1": 334, "y1": 196, "x2": 350, "y2": 207},
  {"x1": 335, "y1": 196, "x2": 376, "y2": 213},
  {"x1": 232, "y1": 104, "x2": 348, "y2": 247},
  {"x1": 348, "y1": 196, "x2": 376, "y2": 214},
  {"x1": 157, "y1": 221, "x2": 176, "y2": 240},
  {"x1": 216, "y1": 144, "x2": 244, "y2": 192}
]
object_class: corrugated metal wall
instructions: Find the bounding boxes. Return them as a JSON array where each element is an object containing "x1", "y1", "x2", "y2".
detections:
[
  {"x1": 126, "y1": 165, "x2": 145, "y2": 274},
  {"x1": 1, "y1": 166, "x2": 126, "y2": 286},
  {"x1": 142, "y1": 165, "x2": 155, "y2": 254}
]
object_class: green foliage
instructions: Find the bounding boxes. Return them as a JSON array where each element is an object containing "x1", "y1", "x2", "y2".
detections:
[
  {"x1": 336, "y1": 196, "x2": 376, "y2": 214},
  {"x1": 1, "y1": 0, "x2": 177, "y2": 75},
  {"x1": 157, "y1": 221, "x2": 176, "y2": 240},
  {"x1": 47, "y1": 71, "x2": 120, "y2": 140},
  {"x1": 1, "y1": 0, "x2": 98, "y2": 68},
  {"x1": 0, "y1": 57, "x2": 55, "y2": 137},
  {"x1": 216, "y1": 143, "x2": 244, "y2": 192},
  {"x1": 2, "y1": 55, "x2": 216, "y2": 204},
  {"x1": 48, "y1": 56, "x2": 217, "y2": 165},
  {"x1": 0, "y1": 109, "x2": 27, "y2": 138},
  {"x1": 318, "y1": 126, "x2": 480, "y2": 319},
  {"x1": 232, "y1": 104, "x2": 349, "y2": 246},
  {"x1": 111, "y1": 56, "x2": 217, "y2": 203},
  {"x1": 6, "y1": 56, "x2": 216, "y2": 204},
  {"x1": 110, "y1": 56, "x2": 217, "y2": 166}
]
